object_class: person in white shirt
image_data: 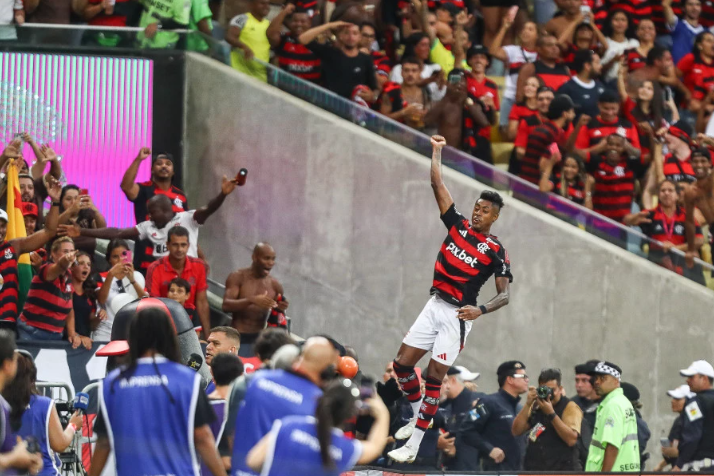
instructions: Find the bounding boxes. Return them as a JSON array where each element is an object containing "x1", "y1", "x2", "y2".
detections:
[
  {"x1": 58, "y1": 175, "x2": 238, "y2": 268},
  {"x1": 601, "y1": 9, "x2": 639, "y2": 84}
]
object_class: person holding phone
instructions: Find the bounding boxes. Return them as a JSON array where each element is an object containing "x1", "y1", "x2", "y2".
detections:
[
  {"x1": 57, "y1": 185, "x2": 107, "y2": 256},
  {"x1": 246, "y1": 379, "x2": 390, "y2": 476},
  {"x1": 653, "y1": 385, "x2": 694, "y2": 471}
]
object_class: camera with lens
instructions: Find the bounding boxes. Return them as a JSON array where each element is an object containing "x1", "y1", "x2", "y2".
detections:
[{"x1": 536, "y1": 385, "x2": 554, "y2": 400}]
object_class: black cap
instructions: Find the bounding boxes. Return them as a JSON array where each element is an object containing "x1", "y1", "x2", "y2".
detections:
[
  {"x1": 497, "y1": 360, "x2": 526, "y2": 376},
  {"x1": 153, "y1": 152, "x2": 174, "y2": 164},
  {"x1": 467, "y1": 45, "x2": 491, "y2": 61},
  {"x1": 621, "y1": 382, "x2": 640, "y2": 401},
  {"x1": 575, "y1": 360, "x2": 599, "y2": 375},
  {"x1": 587, "y1": 361, "x2": 623, "y2": 380}
]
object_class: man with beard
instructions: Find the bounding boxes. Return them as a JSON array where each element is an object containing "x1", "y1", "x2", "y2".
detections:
[
  {"x1": 267, "y1": 4, "x2": 321, "y2": 83},
  {"x1": 222, "y1": 243, "x2": 289, "y2": 357},
  {"x1": 299, "y1": 21, "x2": 377, "y2": 99},
  {"x1": 558, "y1": 49, "x2": 606, "y2": 121}
]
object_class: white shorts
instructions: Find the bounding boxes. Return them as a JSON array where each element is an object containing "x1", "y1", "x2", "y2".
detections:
[{"x1": 402, "y1": 295, "x2": 473, "y2": 366}]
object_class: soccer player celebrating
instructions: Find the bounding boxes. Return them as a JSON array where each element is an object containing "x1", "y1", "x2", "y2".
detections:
[{"x1": 388, "y1": 135, "x2": 513, "y2": 464}]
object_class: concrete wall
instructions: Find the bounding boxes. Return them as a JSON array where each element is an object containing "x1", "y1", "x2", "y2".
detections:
[{"x1": 183, "y1": 53, "x2": 714, "y2": 457}]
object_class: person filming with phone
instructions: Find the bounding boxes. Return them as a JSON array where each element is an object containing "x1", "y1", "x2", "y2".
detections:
[{"x1": 512, "y1": 368, "x2": 583, "y2": 471}]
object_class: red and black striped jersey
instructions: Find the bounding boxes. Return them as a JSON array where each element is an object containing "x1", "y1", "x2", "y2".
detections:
[
  {"x1": 534, "y1": 60, "x2": 571, "y2": 92},
  {"x1": 663, "y1": 153, "x2": 696, "y2": 183},
  {"x1": 466, "y1": 75, "x2": 500, "y2": 139},
  {"x1": 0, "y1": 242, "x2": 19, "y2": 323},
  {"x1": 521, "y1": 120, "x2": 567, "y2": 185},
  {"x1": 550, "y1": 174, "x2": 587, "y2": 205},
  {"x1": 275, "y1": 34, "x2": 321, "y2": 82},
  {"x1": 611, "y1": 0, "x2": 652, "y2": 27},
  {"x1": 640, "y1": 205, "x2": 701, "y2": 247},
  {"x1": 508, "y1": 102, "x2": 538, "y2": 123},
  {"x1": 677, "y1": 53, "x2": 714, "y2": 98},
  {"x1": 19, "y1": 264, "x2": 74, "y2": 334},
  {"x1": 693, "y1": 69, "x2": 714, "y2": 101},
  {"x1": 132, "y1": 181, "x2": 188, "y2": 224},
  {"x1": 575, "y1": 116, "x2": 641, "y2": 160},
  {"x1": 430, "y1": 204, "x2": 512, "y2": 307},
  {"x1": 624, "y1": 48, "x2": 647, "y2": 72},
  {"x1": 561, "y1": 44, "x2": 580, "y2": 72},
  {"x1": 589, "y1": 157, "x2": 636, "y2": 222},
  {"x1": 371, "y1": 51, "x2": 392, "y2": 76},
  {"x1": 651, "y1": 0, "x2": 682, "y2": 34},
  {"x1": 294, "y1": 0, "x2": 318, "y2": 16},
  {"x1": 514, "y1": 114, "x2": 544, "y2": 150},
  {"x1": 587, "y1": 0, "x2": 609, "y2": 30},
  {"x1": 701, "y1": 0, "x2": 714, "y2": 28}
]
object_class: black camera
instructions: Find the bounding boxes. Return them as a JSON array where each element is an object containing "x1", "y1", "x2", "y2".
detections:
[{"x1": 537, "y1": 386, "x2": 554, "y2": 400}]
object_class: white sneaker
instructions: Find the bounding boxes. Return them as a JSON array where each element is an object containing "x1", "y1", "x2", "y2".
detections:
[
  {"x1": 394, "y1": 417, "x2": 433, "y2": 440},
  {"x1": 388, "y1": 443, "x2": 419, "y2": 463}
]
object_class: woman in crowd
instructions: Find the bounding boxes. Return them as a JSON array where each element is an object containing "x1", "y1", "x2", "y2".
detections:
[
  {"x1": 94, "y1": 239, "x2": 146, "y2": 342},
  {"x1": 247, "y1": 379, "x2": 390, "y2": 476},
  {"x1": 506, "y1": 76, "x2": 541, "y2": 141},
  {"x1": 539, "y1": 153, "x2": 593, "y2": 209},
  {"x1": 557, "y1": 20, "x2": 607, "y2": 69},
  {"x1": 601, "y1": 9, "x2": 638, "y2": 86},
  {"x1": 489, "y1": 18, "x2": 538, "y2": 135},
  {"x1": 625, "y1": 19, "x2": 656, "y2": 72},
  {"x1": 3, "y1": 353, "x2": 84, "y2": 476},
  {"x1": 58, "y1": 185, "x2": 106, "y2": 256},
  {"x1": 71, "y1": 251, "x2": 104, "y2": 342}
]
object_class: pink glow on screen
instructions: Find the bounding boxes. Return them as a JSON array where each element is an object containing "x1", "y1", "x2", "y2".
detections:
[{"x1": 0, "y1": 52, "x2": 153, "y2": 228}]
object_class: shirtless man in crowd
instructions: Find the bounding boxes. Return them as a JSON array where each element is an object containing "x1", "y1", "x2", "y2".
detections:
[
  {"x1": 222, "y1": 243, "x2": 289, "y2": 357},
  {"x1": 685, "y1": 143, "x2": 714, "y2": 267}
]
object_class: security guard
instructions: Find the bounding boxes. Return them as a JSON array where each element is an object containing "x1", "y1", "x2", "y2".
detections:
[
  {"x1": 675, "y1": 360, "x2": 714, "y2": 471},
  {"x1": 456, "y1": 361, "x2": 528, "y2": 471},
  {"x1": 585, "y1": 361, "x2": 640, "y2": 472},
  {"x1": 441, "y1": 366, "x2": 484, "y2": 470}
]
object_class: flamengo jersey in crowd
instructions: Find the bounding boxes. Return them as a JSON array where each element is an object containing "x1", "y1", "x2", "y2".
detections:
[
  {"x1": 131, "y1": 181, "x2": 188, "y2": 224},
  {"x1": 663, "y1": 153, "x2": 696, "y2": 184},
  {"x1": 276, "y1": 34, "x2": 321, "y2": 82},
  {"x1": 534, "y1": 60, "x2": 570, "y2": 92},
  {"x1": 0, "y1": 241, "x2": 19, "y2": 322},
  {"x1": 430, "y1": 204, "x2": 513, "y2": 307},
  {"x1": 575, "y1": 116, "x2": 641, "y2": 160},
  {"x1": 100, "y1": 357, "x2": 201, "y2": 476},
  {"x1": 232, "y1": 369, "x2": 323, "y2": 476}
]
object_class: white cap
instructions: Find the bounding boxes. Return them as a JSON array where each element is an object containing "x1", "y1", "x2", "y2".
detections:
[
  {"x1": 680, "y1": 360, "x2": 714, "y2": 378},
  {"x1": 454, "y1": 365, "x2": 480, "y2": 381},
  {"x1": 667, "y1": 384, "x2": 695, "y2": 399},
  {"x1": 0, "y1": 209, "x2": 8, "y2": 223}
]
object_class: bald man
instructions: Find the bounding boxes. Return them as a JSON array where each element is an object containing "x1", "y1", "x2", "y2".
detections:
[
  {"x1": 222, "y1": 243, "x2": 288, "y2": 357},
  {"x1": 228, "y1": 337, "x2": 337, "y2": 476}
]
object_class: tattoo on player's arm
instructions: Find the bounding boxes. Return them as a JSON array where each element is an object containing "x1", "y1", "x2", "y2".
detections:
[{"x1": 484, "y1": 278, "x2": 510, "y2": 313}]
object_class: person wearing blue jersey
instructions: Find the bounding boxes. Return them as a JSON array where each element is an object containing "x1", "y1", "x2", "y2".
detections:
[
  {"x1": 3, "y1": 353, "x2": 84, "y2": 476},
  {"x1": 0, "y1": 330, "x2": 43, "y2": 474},
  {"x1": 88, "y1": 306, "x2": 227, "y2": 476},
  {"x1": 229, "y1": 336, "x2": 339, "y2": 476},
  {"x1": 246, "y1": 379, "x2": 390, "y2": 476}
]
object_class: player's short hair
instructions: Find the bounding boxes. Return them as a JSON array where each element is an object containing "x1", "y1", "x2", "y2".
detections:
[
  {"x1": 211, "y1": 353, "x2": 244, "y2": 385},
  {"x1": 210, "y1": 326, "x2": 241, "y2": 345},
  {"x1": 169, "y1": 277, "x2": 191, "y2": 294},
  {"x1": 479, "y1": 190, "x2": 505, "y2": 211},
  {"x1": 538, "y1": 368, "x2": 562, "y2": 386},
  {"x1": 167, "y1": 226, "x2": 190, "y2": 244}
]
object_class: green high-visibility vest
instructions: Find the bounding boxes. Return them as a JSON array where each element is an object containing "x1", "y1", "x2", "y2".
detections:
[{"x1": 585, "y1": 387, "x2": 641, "y2": 472}]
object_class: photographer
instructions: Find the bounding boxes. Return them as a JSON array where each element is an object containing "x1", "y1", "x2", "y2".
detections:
[
  {"x1": 246, "y1": 379, "x2": 390, "y2": 475},
  {"x1": 3, "y1": 352, "x2": 84, "y2": 476},
  {"x1": 512, "y1": 368, "x2": 583, "y2": 471}
]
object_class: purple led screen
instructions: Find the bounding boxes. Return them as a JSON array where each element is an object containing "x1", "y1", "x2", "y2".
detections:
[{"x1": 0, "y1": 52, "x2": 153, "y2": 227}]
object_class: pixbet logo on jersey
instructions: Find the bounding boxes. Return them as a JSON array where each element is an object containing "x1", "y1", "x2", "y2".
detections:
[{"x1": 445, "y1": 242, "x2": 478, "y2": 267}]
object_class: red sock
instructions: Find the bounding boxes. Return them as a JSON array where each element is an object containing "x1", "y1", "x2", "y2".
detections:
[
  {"x1": 392, "y1": 361, "x2": 421, "y2": 403},
  {"x1": 416, "y1": 376, "x2": 441, "y2": 431}
]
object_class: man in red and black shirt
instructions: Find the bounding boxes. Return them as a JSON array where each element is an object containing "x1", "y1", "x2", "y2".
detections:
[
  {"x1": 465, "y1": 45, "x2": 500, "y2": 159},
  {"x1": 614, "y1": 0, "x2": 653, "y2": 28},
  {"x1": 387, "y1": 135, "x2": 512, "y2": 465},
  {"x1": 662, "y1": 121, "x2": 696, "y2": 184},
  {"x1": 146, "y1": 226, "x2": 210, "y2": 337},
  {"x1": 516, "y1": 34, "x2": 570, "y2": 102},
  {"x1": 587, "y1": 133, "x2": 645, "y2": 222},
  {"x1": 514, "y1": 86, "x2": 555, "y2": 158},
  {"x1": 520, "y1": 95, "x2": 576, "y2": 185},
  {"x1": 575, "y1": 90, "x2": 641, "y2": 162},
  {"x1": 17, "y1": 237, "x2": 89, "y2": 348},
  {"x1": 120, "y1": 147, "x2": 189, "y2": 274},
  {"x1": 267, "y1": 4, "x2": 322, "y2": 83}
]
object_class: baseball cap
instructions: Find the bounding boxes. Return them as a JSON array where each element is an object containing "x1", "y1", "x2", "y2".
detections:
[
  {"x1": 466, "y1": 45, "x2": 490, "y2": 62},
  {"x1": 667, "y1": 384, "x2": 695, "y2": 399},
  {"x1": 0, "y1": 209, "x2": 7, "y2": 223},
  {"x1": 21, "y1": 202, "x2": 38, "y2": 218},
  {"x1": 680, "y1": 360, "x2": 714, "y2": 378},
  {"x1": 447, "y1": 365, "x2": 480, "y2": 381},
  {"x1": 497, "y1": 360, "x2": 526, "y2": 377},
  {"x1": 587, "y1": 361, "x2": 622, "y2": 380}
]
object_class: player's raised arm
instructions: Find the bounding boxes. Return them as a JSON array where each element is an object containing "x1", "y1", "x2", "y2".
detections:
[{"x1": 430, "y1": 135, "x2": 454, "y2": 215}]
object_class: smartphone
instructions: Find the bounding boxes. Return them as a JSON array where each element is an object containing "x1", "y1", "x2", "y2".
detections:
[
  {"x1": 548, "y1": 142, "x2": 560, "y2": 157},
  {"x1": 661, "y1": 437, "x2": 671, "y2": 447},
  {"x1": 448, "y1": 74, "x2": 462, "y2": 85},
  {"x1": 580, "y1": 4, "x2": 591, "y2": 22},
  {"x1": 122, "y1": 250, "x2": 132, "y2": 264},
  {"x1": 79, "y1": 188, "x2": 89, "y2": 196},
  {"x1": 236, "y1": 168, "x2": 248, "y2": 186},
  {"x1": 507, "y1": 5, "x2": 519, "y2": 23}
]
